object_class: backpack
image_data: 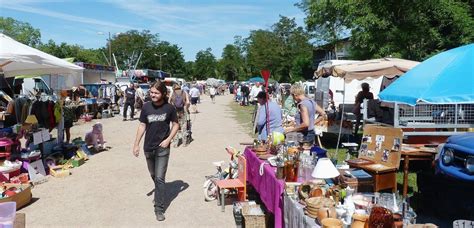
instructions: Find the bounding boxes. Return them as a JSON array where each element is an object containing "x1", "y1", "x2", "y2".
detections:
[{"x1": 173, "y1": 92, "x2": 185, "y2": 108}]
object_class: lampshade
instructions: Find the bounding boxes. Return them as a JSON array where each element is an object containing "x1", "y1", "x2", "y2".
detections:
[
  {"x1": 25, "y1": 115, "x2": 38, "y2": 124},
  {"x1": 312, "y1": 158, "x2": 340, "y2": 179}
]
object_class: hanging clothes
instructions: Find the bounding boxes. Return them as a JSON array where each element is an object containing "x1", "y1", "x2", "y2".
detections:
[
  {"x1": 54, "y1": 102, "x2": 62, "y2": 124},
  {"x1": 48, "y1": 101, "x2": 56, "y2": 131},
  {"x1": 14, "y1": 97, "x2": 27, "y2": 123}
]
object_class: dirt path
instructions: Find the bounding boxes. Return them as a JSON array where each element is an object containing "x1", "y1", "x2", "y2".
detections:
[{"x1": 19, "y1": 94, "x2": 252, "y2": 227}]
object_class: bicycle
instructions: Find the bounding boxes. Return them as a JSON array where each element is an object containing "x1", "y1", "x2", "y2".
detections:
[{"x1": 203, "y1": 147, "x2": 242, "y2": 201}]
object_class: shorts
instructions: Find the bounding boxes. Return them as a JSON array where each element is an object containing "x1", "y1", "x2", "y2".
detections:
[
  {"x1": 191, "y1": 97, "x2": 198, "y2": 105},
  {"x1": 64, "y1": 120, "x2": 73, "y2": 129},
  {"x1": 210, "y1": 95, "x2": 215, "y2": 98}
]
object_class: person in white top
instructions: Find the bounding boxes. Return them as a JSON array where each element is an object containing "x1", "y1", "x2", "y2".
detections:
[
  {"x1": 209, "y1": 86, "x2": 217, "y2": 103},
  {"x1": 249, "y1": 82, "x2": 263, "y2": 104},
  {"x1": 189, "y1": 85, "x2": 200, "y2": 113}
]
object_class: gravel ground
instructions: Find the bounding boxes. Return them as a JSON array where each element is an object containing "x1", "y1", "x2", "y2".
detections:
[{"x1": 18, "y1": 94, "x2": 252, "y2": 228}]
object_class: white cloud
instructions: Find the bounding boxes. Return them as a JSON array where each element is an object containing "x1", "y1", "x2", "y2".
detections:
[
  {"x1": 0, "y1": 2, "x2": 137, "y2": 30},
  {"x1": 103, "y1": 0, "x2": 263, "y2": 37}
]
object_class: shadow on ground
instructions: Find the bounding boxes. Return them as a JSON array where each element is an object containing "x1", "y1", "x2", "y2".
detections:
[{"x1": 147, "y1": 180, "x2": 189, "y2": 212}]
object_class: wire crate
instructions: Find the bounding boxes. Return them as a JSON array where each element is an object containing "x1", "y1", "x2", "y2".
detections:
[
  {"x1": 242, "y1": 204, "x2": 266, "y2": 228},
  {"x1": 394, "y1": 103, "x2": 474, "y2": 135}
]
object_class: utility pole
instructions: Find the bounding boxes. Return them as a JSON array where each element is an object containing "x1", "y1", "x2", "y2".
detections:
[{"x1": 154, "y1": 53, "x2": 167, "y2": 71}]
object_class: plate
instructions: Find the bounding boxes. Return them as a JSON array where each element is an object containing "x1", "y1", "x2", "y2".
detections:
[{"x1": 267, "y1": 156, "x2": 277, "y2": 166}]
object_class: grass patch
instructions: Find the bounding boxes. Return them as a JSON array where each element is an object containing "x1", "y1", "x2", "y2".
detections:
[{"x1": 228, "y1": 100, "x2": 256, "y2": 137}]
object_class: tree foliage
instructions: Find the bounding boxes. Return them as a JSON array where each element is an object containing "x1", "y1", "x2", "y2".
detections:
[
  {"x1": 245, "y1": 16, "x2": 313, "y2": 82},
  {"x1": 298, "y1": 0, "x2": 474, "y2": 61},
  {"x1": 38, "y1": 39, "x2": 105, "y2": 64},
  {"x1": 0, "y1": 17, "x2": 41, "y2": 47},
  {"x1": 219, "y1": 44, "x2": 245, "y2": 81},
  {"x1": 193, "y1": 48, "x2": 217, "y2": 80}
]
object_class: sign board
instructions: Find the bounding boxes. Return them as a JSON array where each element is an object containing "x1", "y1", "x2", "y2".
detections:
[{"x1": 348, "y1": 124, "x2": 403, "y2": 172}]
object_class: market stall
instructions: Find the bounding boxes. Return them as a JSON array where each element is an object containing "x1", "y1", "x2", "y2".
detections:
[
  {"x1": 0, "y1": 34, "x2": 99, "y2": 215},
  {"x1": 239, "y1": 122, "x2": 439, "y2": 227},
  {"x1": 313, "y1": 58, "x2": 419, "y2": 152}
]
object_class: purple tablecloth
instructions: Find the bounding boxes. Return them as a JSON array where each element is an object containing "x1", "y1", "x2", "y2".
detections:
[{"x1": 244, "y1": 147, "x2": 285, "y2": 228}]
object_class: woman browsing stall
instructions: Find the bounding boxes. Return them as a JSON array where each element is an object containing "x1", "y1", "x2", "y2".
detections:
[{"x1": 284, "y1": 84, "x2": 327, "y2": 144}]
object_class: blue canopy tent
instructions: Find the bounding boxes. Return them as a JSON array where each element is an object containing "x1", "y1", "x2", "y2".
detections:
[
  {"x1": 379, "y1": 43, "x2": 474, "y2": 105},
  {"x1": 248, "y1": 76, "x2": 264, "y2": 83}
]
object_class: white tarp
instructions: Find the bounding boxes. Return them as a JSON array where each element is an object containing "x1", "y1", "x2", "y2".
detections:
[
  {"x1": 0, "y1": 33, "x2": 83, "y2": 77},
  {"x1": 315, "y1": 58, "x2": 419, "y2": 82}
]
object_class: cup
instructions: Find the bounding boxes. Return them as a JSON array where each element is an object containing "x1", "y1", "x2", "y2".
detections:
[{"x1": 317, "y1": 207, "x2": 336, "y2": 221}]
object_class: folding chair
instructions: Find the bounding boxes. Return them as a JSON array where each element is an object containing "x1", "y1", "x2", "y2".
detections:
[{"x1": 216, "y1": 155, "x2": 246, "y2": 212}]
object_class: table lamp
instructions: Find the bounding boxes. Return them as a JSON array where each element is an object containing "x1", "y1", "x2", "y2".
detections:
[
  {"x1": 25, "y1": 115, "x2": 38, "y2": 125},
  {"x1": 312, "y1": 158, "x2": 340, "y2": 179}
]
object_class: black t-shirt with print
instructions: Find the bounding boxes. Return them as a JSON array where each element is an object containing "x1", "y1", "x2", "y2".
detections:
[
  {"x1": 139, "y1": 101, "x2": 178, "y2": 152},
  {"x1": 125, "y1": 87, "x2": 136, "y2": 103}
]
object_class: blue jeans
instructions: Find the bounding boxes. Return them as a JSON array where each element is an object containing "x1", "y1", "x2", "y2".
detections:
[
  {"x1": 145, "y1": 147, "x2": 170, "y2": 213},
  {"x1": 302, "y1": 130, "x2": 316, "y2": 144}
]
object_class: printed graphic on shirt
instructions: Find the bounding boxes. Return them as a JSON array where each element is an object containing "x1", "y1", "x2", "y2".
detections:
[{"x1": 147, "y1": 114, "x2": 167, "y2": 123}]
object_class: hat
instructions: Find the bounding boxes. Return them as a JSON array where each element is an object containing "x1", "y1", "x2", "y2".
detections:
[
  {"x1": 256, "y1": 91, "x2": 267, "y2": 99},
  {"x1": 361, "y1": 83, "x2": 370, "y2": 89}
]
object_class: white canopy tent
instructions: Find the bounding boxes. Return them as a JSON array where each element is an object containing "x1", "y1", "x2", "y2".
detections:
[{"x1": 0, "y1": 33, "x2": 83, "y2": 77}]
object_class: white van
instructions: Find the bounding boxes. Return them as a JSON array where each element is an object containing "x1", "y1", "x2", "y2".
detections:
[
  {"x1": 303, "y1": 81, "x2": 316, "y2": 99},
  {"x1": 13, "y1": 77, "x2": 53, "y2": 96}
]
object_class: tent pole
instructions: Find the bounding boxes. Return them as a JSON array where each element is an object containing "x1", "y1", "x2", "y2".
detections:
[{"x1": 335, "y1": 79, "x2": 345, "y2": 158}]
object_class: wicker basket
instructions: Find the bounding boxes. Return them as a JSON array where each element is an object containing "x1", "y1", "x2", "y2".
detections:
[{"x1": 242, "y1": 204, "x2": 266, "y2": 228}]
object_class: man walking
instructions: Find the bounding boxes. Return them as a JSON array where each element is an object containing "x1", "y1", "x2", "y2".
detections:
[
  {"x1": 123, "y1": 83, "x2": 136, "y2": 121},
  {"x1": 169, "y1": 84, "x2": 190, "y2": 147},
  {"x1": 133, "y1": 81, "x2": 179, "y2": 221},
  {"x1": 189, "y1": 85, "x2": 200, "y2": 113},
  {"x1": 240, "y1": 83, "x2": 250, "y2": 106}
]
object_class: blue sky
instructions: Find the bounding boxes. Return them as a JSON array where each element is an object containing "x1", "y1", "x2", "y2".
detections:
[{"x1": 0, "y1": 0, "x2": 305, "y2": 61}]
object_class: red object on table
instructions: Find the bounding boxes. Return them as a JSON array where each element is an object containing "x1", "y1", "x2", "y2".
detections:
[{"x1": 244, "y1": 146, "x2": 285, "y2": 228}]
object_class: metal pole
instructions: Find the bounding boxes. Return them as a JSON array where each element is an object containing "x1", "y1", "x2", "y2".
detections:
[
  {"x1": 335, "y1": 79, "x2": 345, "y2": 156},
  {"x1": 108, "y1": 32, "x2": 112, "y2": 66},
  {"x1": 160, "y1": 55, "x2": 162, "y2": 71}
]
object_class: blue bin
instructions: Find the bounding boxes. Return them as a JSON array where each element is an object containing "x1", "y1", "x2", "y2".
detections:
[{"x1": 310, "y1": 146, "x2": 327, "y2": 158}]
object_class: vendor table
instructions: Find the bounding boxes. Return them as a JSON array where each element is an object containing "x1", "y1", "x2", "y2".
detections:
[
  {"x1": 244, "y1": 147, "x2": 285, "y2": 228},
  {"x1": 283, "y1": 194, "x2": 320, "y2": 228},
  {"x1": 401, "y1": 147, "x2": 436, "y2": 197}
]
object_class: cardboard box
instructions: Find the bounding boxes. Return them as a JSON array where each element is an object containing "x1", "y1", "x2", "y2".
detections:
[
  {"x1": 49, "y1": 165, "x2": 71, "y2": 178},
  {"x1": 0, "y1": 183, "x2": 32, "y2": 209}
]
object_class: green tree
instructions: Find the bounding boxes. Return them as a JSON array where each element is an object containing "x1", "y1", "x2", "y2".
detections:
[
  {"x1": 153, "y1": 41, "x2": 186, "y2": 75},
  {"x1": 220, "y1": 44, "x2": 245, "y2": 81},
  {"x1": 244, "y1": 16, "x2": 313, "y2": 82},
  {"x1": 38, "y1": 39, "x2": 104, "y2": 64},
  {"x1": 298, "y1": 0, "x2": 474, "y2": 61},
  {"x1": 182, "y1": 61, "x2": 195, "y2": 80},
  {"x1": 246, "y1": 30, "x2": 284, "y2": 80},
  {"x1": 0, "y1": 17, "x2": 41, "y2": 47},
  {"x1": 194, "y1": 48, "x2": 217, "y2": 79},
  {"x1": 109, "y1": 30, "x2": 160, "y2": 70},
  {"x1": 272, "y1": 16, "x2": 313, "y2": 82}
]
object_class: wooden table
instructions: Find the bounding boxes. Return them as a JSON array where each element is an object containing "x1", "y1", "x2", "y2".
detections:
[{"x1": 401, "y1": 147, "x2": 436, "y2": 197}]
